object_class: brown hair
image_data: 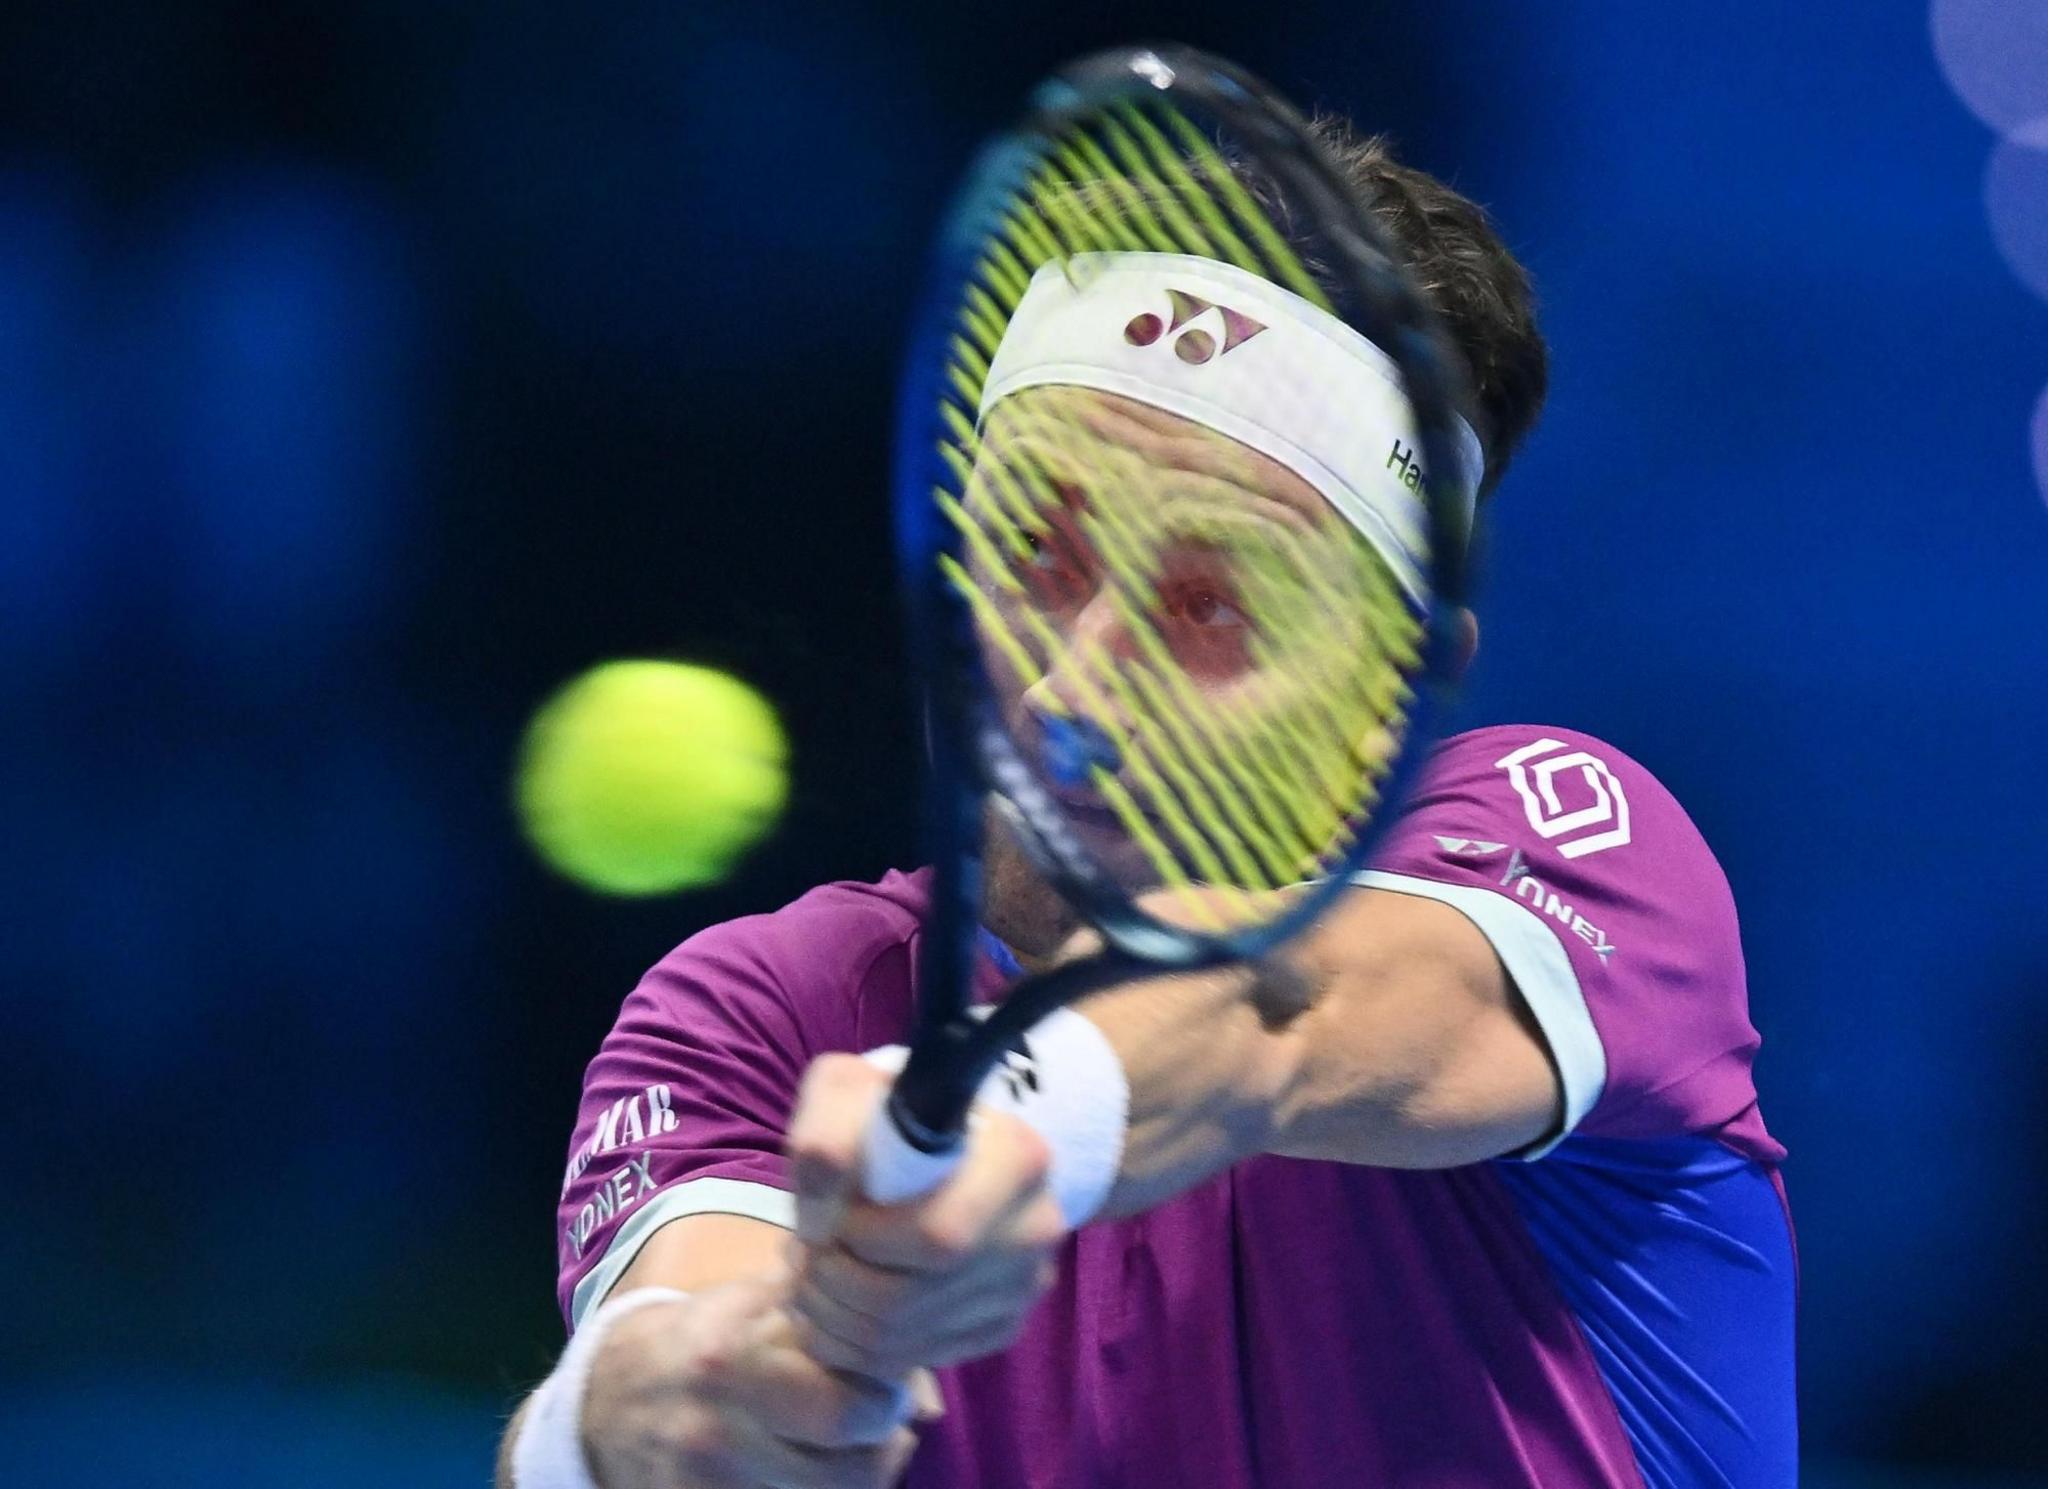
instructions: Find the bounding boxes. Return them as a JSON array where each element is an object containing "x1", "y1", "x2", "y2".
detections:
[{"x1": 1244, "y1": 118, "x2": 1550, "y2": 496}]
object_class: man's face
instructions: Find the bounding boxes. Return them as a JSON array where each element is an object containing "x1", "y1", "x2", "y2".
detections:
[{"x1": 963, "y1": 386, "x2": 1400, "y2": 953}]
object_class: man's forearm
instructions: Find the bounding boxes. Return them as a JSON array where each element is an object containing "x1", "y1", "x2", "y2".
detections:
[
  {"x1": 1076, "y1": 889, "x2": 1560, "y2": 1218},
  {"x1": 1079, "y1": 957, "x2": 1301, "y2": 1217},
  {"x1": 1079, "y1": 938, "x2": 1441, "y2": 1218},
  {"x1": 499, "y1": 1277, "x2": 918, "y2": 1489}
]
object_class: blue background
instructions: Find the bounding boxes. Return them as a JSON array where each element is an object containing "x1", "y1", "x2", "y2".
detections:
[{"x1": 3, "y1": 2, "x2": 2044, "y2": 1483}]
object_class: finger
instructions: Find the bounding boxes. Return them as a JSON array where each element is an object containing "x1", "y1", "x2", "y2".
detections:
[
  {"x1": 763, "y1": 1302, "x2": 923, "y2": 1429},
  {"x1": 1052, "y1": 924, "x2": 1104, "y2": 961},
  {"x1": 795, "y1": 1252, "x2": 1052, "y2": 1378},
  {"x1": 886, "y1": 1269, "x2": 1059, "y2": 1373},
  {"x1": 788, "y1": 1054, "x2": 892, "y2": 1246},
  {"x1": 835, "y1": 1113, "x2": 1053, "y2": 1271},
  {"x1": 908, "y1": 1368, "x2": 946, "y2": 1424},
  {"x1": 800, "y1": 1242, "x2": 1045, "y2": 1341},
  {"x1": 969, "y1": 1170, "x2": 1068, "y2": 1267},
  {"x1": 878, "y1": 1425, "x2": 926, "y2": 1489},
  {"x1": 802, "y1": 1282, "x2": 1048, "y2": 1378},
  {"x1": 719, "y1": 1416, "x2": 920, "y2": 1489},
  {"x1": 652, "y1": 1402, "x2": 756, "y2": 1489},
  {"x1": 910, "y1": 1262, "x2": 1052, "y2": 1366},
  {"x1": 789, "y1": 1270, "x2": 901, "y2": 1379},
  {"x1": 703, "y1": 1332, "x2": 909, "y2": 1450},
  {"x1": 797, "y1": 1243, "x2": 912, "y2": 1322},
  {"x1": 791, "y1": 1308, "x2": 887, "y2": 1379}
]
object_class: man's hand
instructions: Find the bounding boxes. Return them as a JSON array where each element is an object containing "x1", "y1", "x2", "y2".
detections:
[
  {"x1": 579, "y1": 1273, "x2": 929, "y2": 1489},
  {"x1": 785, "y1": 1054, "x2": 1066, "y2": 1379}
]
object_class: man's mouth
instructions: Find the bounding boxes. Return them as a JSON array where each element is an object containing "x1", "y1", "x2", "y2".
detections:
[
  {"x1": 1035, "y1": 712, "x2": 1124, "y2": 788},
  {"x1": 1047, "y1": 783, "x2": 1129, "y2": 834}
]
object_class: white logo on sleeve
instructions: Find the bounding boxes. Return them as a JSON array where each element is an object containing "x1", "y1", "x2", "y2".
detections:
[
  {"x1": 1432, "y1": 835, "x2": 1508, "y2": 859},
  {"x1": 560, "y1": 1083, "x2": 679, "y2": 1196},
  {"x1": 1494, "y1": 738, "x2": 1632, "y2": 859}
]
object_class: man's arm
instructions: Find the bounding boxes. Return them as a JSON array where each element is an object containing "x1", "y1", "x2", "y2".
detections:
[
  {"x1": 603, "y1": 1212, "x2": 789, "y2": 1295},
  {"x1": 787, "y1": 885, "x2": 1561, "y2": 1379},
  {"x1": 496, "y1": 1214, "x2": 922, "y2": 1489},
  {"x1": 1087, "y1": 884, "x2": 1561, "y2": 1217},
  {"x1": 493, "y1": 1214, "x2": 778, "y2": 1489}
]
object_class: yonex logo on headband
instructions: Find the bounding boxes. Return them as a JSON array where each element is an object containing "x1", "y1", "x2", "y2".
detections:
[
  {"x1": 982, "y1": 252, "x2": 1486, "y2": 601},
  {"x1": 1122, "y1": 289, "x2": 1268, "y2": 365}
]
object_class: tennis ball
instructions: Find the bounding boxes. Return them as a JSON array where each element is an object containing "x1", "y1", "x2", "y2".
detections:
[{"x1": 516, "y1": 659, "x2": 788, "y2": 895}]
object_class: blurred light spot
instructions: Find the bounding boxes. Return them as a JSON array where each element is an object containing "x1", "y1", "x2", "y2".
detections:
[
  {"x1": 1932, "y1": 0, "x2": 2048, "y2": 134},
  {"x1": 0, "y1": 167, "x2": 92, "y2": 681},
  {"x1": 153, "y1": 166, "x2": 419, "y2": 674},
  {"x1": 1984, "y1": 120, "x2": 2048, "y2": 302},
  {"x1": 0, "y1": 1376, "x2": 499, "y2": 1489},
  {"x1": 676, "y1": 39, "x2": 902, "y2": 265},
  {"x1": 11, "y1": 711, "x2": 485, "y2": 1167},
  {"x1": 432, "y1": 18, "x2": 930, "y2": 364},
  {"x1": 2033, "y1": 382, "x2": 2048, "y2": 513}
]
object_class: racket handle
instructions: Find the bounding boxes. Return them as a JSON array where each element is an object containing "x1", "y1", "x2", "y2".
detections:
[{"x1": 860, "y1": 1101, "x2": 965, "y2": 1204}]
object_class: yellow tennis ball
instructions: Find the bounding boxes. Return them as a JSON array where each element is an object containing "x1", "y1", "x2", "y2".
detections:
[{"x1": 516, "y1": 659, "x2": 788, "y2": 895}]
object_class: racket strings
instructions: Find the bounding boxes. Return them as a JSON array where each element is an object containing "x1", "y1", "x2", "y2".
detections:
[
  {"x1": 957, "y1": 405, "x2": 1369, "y2": 872},
  {"x1": 940, "y1": 491, "x2": 1302, "y2": 907},
  {"x1": 1004, "y1": 401, "x2": 1412, "y2": 863},
  {"x1": 930, "y1": 99, "x2": 1427, "y2": 923},
  {"x1": 946, "y1": 424, "x2": 1406, "y2": 905},
  {"x1": 1056, "y1": 462, "x2": 1387, "y2": 861}
]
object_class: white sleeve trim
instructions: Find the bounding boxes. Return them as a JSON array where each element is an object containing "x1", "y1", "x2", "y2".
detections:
[
  {"x1": 569, "y1": 1175, "x2": 795, "y2": 1330},
  {"x1": 1350, "y1": 869, "x2": 1608, "y2": 1160}
]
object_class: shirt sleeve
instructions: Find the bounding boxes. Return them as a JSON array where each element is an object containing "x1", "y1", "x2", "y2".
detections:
[
  {"x1": 553, "y1": 885, "x2": 919, "y2": 1330},
  {"x1": 1355, "y1": 725, "x2": 1776, "y2": 1163}
]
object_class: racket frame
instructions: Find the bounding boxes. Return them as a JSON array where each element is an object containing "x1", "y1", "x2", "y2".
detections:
[{"x1": 888, "y1": 44, "x2": 1479, "y2": 1154}]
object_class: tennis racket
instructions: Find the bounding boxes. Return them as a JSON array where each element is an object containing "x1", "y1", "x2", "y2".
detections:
[{"x1": 869, "y1": 44, "x2": 1481, "y2": 1198}]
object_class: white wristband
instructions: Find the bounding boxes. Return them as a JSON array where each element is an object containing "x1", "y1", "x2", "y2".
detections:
[
  {"x1": 863, "y1": 1006, "x2": 1130, "y2": 1227},
  {"x1": 512, "y1": 1286, "x2": 692, "y2": 1489}
]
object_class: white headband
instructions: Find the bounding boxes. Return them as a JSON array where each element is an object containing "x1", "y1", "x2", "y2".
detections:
[{"x1": 979, "y1": 252, "x2": 1482, "y2": 601}]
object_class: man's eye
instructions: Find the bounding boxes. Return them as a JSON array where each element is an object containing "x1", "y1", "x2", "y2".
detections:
[
  {"x1": 1020, "y1": 530, "x2": 1085, "y2": 579},
  {"x1": 1174, "y1": 588, "x2": 1246, "y2": 629},
  {"x1": 1013, "y1": 529, "x2": 1093, "y2": 608}
]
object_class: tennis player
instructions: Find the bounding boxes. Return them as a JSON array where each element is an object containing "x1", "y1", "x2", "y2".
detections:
[{"x1": 501, "y1": 122, "x2": 1797, "y2": 1489}]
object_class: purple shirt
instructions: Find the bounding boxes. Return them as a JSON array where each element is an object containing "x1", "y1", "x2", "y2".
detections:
[{"x1": 556, "y1": 726, "x2": 1797, "y2": 1487}]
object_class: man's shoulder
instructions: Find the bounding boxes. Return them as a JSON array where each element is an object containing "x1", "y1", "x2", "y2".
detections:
[
  {"x1": 1398, "y1": 729, "x2": 1771, "y2": 1159},
  {"x1": 1423, "y1": 724, "x2": 1711, "y2": 857},
  {"x1": 765, "y1": 867, "x2": 933, "y2": 941},
  {"x1": 649, "y1": 867, "x2": 932, "y2": 996},
  {"x1": 1429, "y1": 722, "x2": 1664, "y2": 789},
  {"x1": 1403, "y1": 721, "x2": 1736, "y2": 931}
]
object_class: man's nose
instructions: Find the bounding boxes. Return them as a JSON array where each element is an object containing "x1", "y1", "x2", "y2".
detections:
[{"x1": 1021, "y1": 588, "x2": 1132, "y2": 719}]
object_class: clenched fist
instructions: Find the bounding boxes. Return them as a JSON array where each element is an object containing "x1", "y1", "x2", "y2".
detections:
[
  {"x1": 580, "y1": 1273, "x2": 935, "y2": 1489},
  {"x1": 785, "y1": 1054, "x2": 1068, "y2": 1381}
]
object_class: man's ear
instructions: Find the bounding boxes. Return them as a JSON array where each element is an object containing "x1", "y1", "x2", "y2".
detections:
[{"x1": 1451, "y1": 607, "x2": 1480, "y2": 681}]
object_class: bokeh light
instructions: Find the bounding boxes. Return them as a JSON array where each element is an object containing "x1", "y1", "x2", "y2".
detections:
[
  {"x1": 0, "y1": 168, "x2": 90, "y2": 683},
  {"x1": 1984, "y1": 120, "x2": 2048, "y2": 304},
  {"x1": 154, "y1": 168, "x2": 418, "y2": 673},
  {"x1": 1931, "y1": 0, "x2": 2048, "y2": 134},
  {"x1": 2033, "y1": 381, "x2": 2048, "y2": 512}
]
